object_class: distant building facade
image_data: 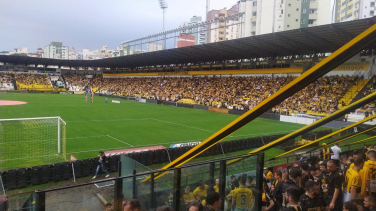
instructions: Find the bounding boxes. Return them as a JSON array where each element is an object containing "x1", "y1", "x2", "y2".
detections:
[
  {"x1": 177, "y1": 34, "x2": 196, "y2": 48},
  {"x1": 239, "y1": 0, "x2": 332, "y2": 37},
  {"x1": 43, "y1": 42, "x2": 69, "y2": 59},
  {"x1": 207, "y1": 4, "x2": 239, "y2": 43},
  {"x1": 180, "y1": 16, "x2": 206, "y2": 45},
  {"x1": 334, "y1": 0, "x2": 375, "y2": 22}
]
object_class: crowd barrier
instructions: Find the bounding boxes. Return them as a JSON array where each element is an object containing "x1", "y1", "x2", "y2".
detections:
[{"x1": 0, "y1": 130, "x2": 328, "y2": 191}]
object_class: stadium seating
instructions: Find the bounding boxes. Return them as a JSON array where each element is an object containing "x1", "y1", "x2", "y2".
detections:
[
  {"x1": 15, "y1": 73, "x2": 52, "y2": 90},
  {"x1": 63, "y1": 74, "x2": 91, "y2": 91},
  {"x1": 0, "y1": 72, "x2": 15, "y2": 90},
  {"x1": 89, "y1": 75, "x2": 358, "y2": 115}
]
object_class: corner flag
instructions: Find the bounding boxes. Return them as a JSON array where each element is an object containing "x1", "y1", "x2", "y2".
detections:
[
  {"x1": 70, "y1": 154, "x2": 78, "y2": 162},
  {"x1": 70, "y1": 155, "x2": 78, "y2": 182}
]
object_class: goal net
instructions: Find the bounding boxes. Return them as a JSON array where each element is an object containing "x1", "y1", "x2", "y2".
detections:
[{"x1": 0, "y1": 117, "x2": 66, "y2": 170}]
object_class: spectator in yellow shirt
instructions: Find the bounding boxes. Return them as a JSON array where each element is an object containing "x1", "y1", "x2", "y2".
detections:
[
  {"x1": 193, "y1": 180, "x2": 209, "y2": 201},
  {"x1": 264, "y1": 167, "x2": 273, "y2": 183}
]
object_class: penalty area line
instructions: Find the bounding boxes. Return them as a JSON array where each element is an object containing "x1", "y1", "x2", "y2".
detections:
[{"x1": 107, "y1": 135, "x2": 134, "y2": 147}]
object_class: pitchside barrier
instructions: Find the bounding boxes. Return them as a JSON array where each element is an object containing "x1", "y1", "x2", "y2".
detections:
[{"x1": 0, "y1": 130, "x2": 332, "y2": 190}]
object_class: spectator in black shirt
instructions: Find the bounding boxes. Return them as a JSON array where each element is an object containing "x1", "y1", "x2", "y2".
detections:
[
  {"x1": 317, "y1": 162, "x2": 328, "y2": 195},
  {"x1": 300, "y1": 181, "x2": 328, "y2": 211},
  {"x1": 351, "y1": 199, "x2": 365, "y2": 211},
  {"x1": 273, "y1": 171, "x2": 284, "y2": 211},
  {"x1": 93, "y1": 151, "x2": 110, "y2": 179},
  {"x1": 325, "y1": 160, "x2": 343, "y2": 211},
  {"x1": 300, "y1": 162, "x2": 314, "y2": 181},
  {"x1": 204, "y1": 192, "x2": 221, "y2": 211},
  {"x1": 228, "y1": 175, "x2": 236, "y2": 190},
  {"x1": 283, "y1": 188, "x2": 302, "y2": 211},
  {"x1": 364, "y1": 195, "x2": 376, "y2": 211},
  {"x1": 320, "y1": 144, "x2": 334, "y2": 161},
  {"x1": 309, "y1": 167, "x2": 318, "y2": 181},
  {"x1": 290, "y1": 168, "x2": 305, "y2": 196},
  {"x1": 186, "y1": 201, "x2": 204, "y2": 211},
  {"x1": 343, "y1": 201, "x2": 358, "y2": 211}
]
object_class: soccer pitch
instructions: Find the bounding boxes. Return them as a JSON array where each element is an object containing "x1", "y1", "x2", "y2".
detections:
[{"x1": 0, "y1": 93, "x2": 309, "y2": 169}]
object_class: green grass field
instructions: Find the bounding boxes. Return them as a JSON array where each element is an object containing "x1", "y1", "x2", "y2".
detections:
[{"x1": 0, "y1": 93, "x2": 372, "y2": 170}]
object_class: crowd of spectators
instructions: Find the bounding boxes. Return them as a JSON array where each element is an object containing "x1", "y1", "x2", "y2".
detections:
[
  {"x1": 116, "y1": 143, "x2": 376, "y2": 211},
  {"x1": 0, "y1": 72, "x2": 14, "y2": 89},
  {"x1": 63, "y1": 74, "x2": 91, "y2": 91},
  {"x1": 89, "y1": 75, "x2": 357, "y2": 115},
  {"x1": 14, "y1": 73, "x2": 51, "y2": 86}
]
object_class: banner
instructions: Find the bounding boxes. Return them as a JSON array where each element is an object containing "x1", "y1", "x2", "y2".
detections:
[
  {"x1": 208, "y1": 107, "x2": 229, "y2": 114},
  {"x1": 169, "y1": 142, "x2": 201, "y2": 148},
  {"x1": 332, "y1": 63, "x2": 369, "y2": 71}
]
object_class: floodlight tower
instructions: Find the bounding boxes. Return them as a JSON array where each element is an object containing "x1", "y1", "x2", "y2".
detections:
[
  {"x1": 159, "y1": 0, "x2": 168, "y2": 49},
  {"x1": 206, "y1": 0, "x2": 210, "y2": 20}
]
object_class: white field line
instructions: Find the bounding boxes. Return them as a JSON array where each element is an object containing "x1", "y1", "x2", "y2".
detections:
[
  {"x1": 148, "y1": 118, "x2": 215, "y2": 133},
  {"x1": 64, "y1": 129, "x2": 297, "y2": 155},
  {"x1": 66, "y1": 118, "x2": 149, "y2": 123},
  {"x1": 107, "y1": 135, "x2": 134, "y2": 147}
]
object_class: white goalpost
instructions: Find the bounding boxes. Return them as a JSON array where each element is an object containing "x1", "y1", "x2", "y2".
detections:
[{"x1": 0, "y1": 116, "x2": 67, "y2": 170}]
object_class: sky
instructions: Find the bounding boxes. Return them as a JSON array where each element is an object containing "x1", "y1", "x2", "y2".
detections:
[{"x1": 0, "y1": 0, "x2": 238, "y2": 52}]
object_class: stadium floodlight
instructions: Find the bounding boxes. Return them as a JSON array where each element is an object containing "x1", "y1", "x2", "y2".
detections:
[{"x1": 0, "y1": 116, "x2": 67, "y2": 170}]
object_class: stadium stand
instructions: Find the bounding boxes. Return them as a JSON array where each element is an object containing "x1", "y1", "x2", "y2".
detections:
[
  {"x1": 0, "y1": 72, "x2": 14, "y2": 90},
  {"x1": 63, "y1": 73, "x2": 91, "y2": 91},
  {"x1": 90, "y1": 75, "x2": 358, "y2": 115},
  {"x1": 15, "y1": 73, "x2": 52, "y2": 90}
]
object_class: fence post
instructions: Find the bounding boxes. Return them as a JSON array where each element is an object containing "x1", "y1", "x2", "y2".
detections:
[
  {"x1": 132, "y1": 169, "x2": 137, "y2": 199},
  {"x1": 36, "y1": 191, "x2": 46, "y2": 211},
  {"x1": 114, "y1": 161, "x2": 123, "y2": 211},
  {"x1": 255, "y1": 153, "x2": 265, "y2": 211},
  {"x1": 209, "y1": 162, "x2": 215, "y2": 186},
  {"x1": 150, "y1": 172, "x2": 156, "y2": 210},
  {"x1": 219, "y1": 160, "x2": 227, "y2": 210},
  {"x1": 173, "y1": 168, "x2": 181, "y2": 211}
]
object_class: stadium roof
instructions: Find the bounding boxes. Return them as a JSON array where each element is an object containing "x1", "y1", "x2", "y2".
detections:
[{"x1": 1, "y1": 17, "x2": 375, "y2": 69}]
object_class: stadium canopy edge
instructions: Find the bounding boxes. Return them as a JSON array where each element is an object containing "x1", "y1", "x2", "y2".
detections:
[
  {"x1": 273, "y1": 113, "x2": 376, "y2": 159},
  {"x1": 142, "y1": 22, "x2": 376, "y2": 182}
]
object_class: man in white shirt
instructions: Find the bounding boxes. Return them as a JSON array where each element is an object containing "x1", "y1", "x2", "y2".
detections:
[{"x1": 331, "y1": 143, "x2": 341, "y2": 166}]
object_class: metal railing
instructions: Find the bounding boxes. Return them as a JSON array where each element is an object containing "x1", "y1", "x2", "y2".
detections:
[{"x1": 7, "y1": 152, "x2": 264, "y2": 211}]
